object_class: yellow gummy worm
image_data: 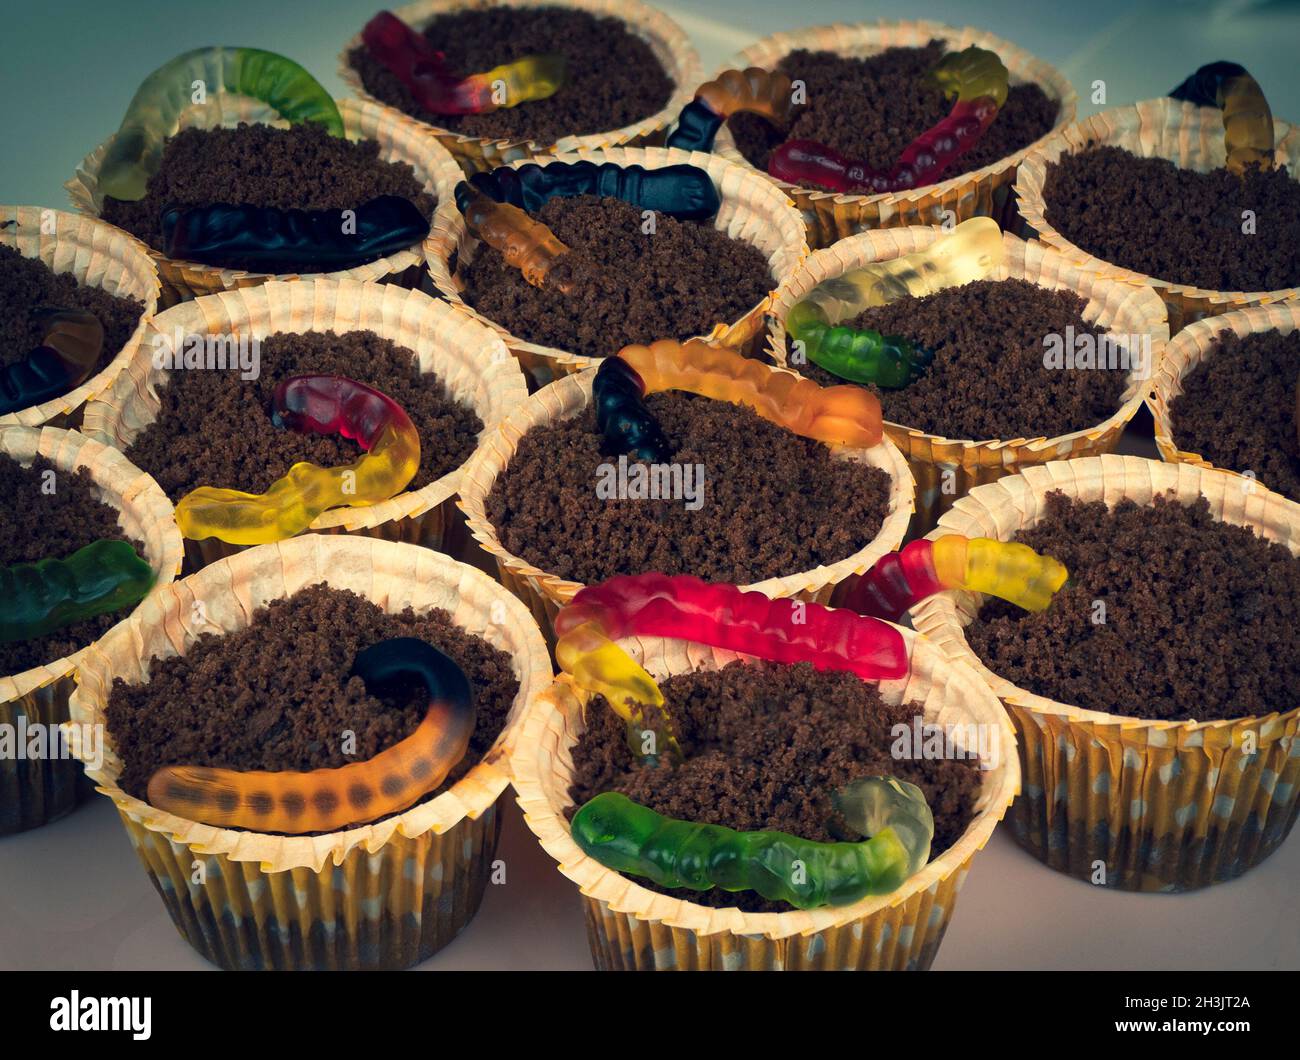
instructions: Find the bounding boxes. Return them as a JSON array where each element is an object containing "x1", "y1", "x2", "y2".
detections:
[
  {"x1": 933, "y1": 535, "x2": 1069, "y2": 612},
  {"x1": 1220, "y1": 72, "x2": 1274, "y2": 176}
]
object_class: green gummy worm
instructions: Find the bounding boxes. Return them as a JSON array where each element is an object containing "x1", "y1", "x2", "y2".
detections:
[
  {"x1": 99, "y1": 47, "x2": 344, "y2": 201},
  {"x1": 787, "y1": 300, "x2": 934, "y2": 389},
  {"x1": 0, "y1": 539, "x2": 156, "y2": 643},
  {"x1": 570, "y1": 778, "x2": 934, "y2": 909}
]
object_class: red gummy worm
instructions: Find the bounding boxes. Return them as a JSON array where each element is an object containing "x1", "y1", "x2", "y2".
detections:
[
  {"x1": 362, "y1": 10, "x2": 493, "y2": 115},
  {"x1": 554, "y1": 573, "x2": 909, "y2": 682},
  {"x1": 770, "y1": 97, "x2": 1000, "y2": 194},
  {"x1": 840, "y1": 540, "x2": 945, "y2": 623},
  {"x1": 272, "y1": 373, "x2": 411, "y2": 449}
]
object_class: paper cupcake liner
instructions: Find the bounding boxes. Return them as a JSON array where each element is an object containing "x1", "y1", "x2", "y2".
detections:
[
  {"x1": 509, "y1": 624, "x2": 1019, "y2": 969},
  {"x1": 709, "y1": 20, "x2": 1076, "y2": 249},
  {"x1": 1015, "y1": 97, "x2": 1300, "y2": 334},
  {"x1": 66, "y1": 533, "x2": 553, "y2": 970},
  {"x1": 457, "y1": 365, "x2": 915, "y2": 646},
  {"x1": 1149, "y1": 302, "x2": 1300, "y2": 487},
  {"x1": 765, "y1": 226, "x2": 1168, "y2": 536},
  {"x1": 1, "y1": 206, "x2": 160, "y2": 430},
  {"x1": 910, "y1": 454, "x2": 1300, "y2": 891},
  {"x1": 428, "y1": 145, "x2": 809, "y2": 387},
  {"x1": 338, "y1": 0, "x2": 702, "y2": 173},
  {"x1": 0, "y1": 426, "x2": 183, "y2": 835},
  {"x1": 81, "y1": 277, "x2": 527, "y2": 572},
  {"x1": 67, "y1": 96, "x2": 466, "y2": 306}
]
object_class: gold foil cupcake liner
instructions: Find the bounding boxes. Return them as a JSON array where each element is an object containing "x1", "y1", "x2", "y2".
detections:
[
  {"x1": 427, "y1": 145, "x2": 809, "y2": 387},
  {"x1": 509, "y1": 625, "x2": 1019, "y2": 969},
  {"x1": 0, "y1": 425, "x2": 183, "y2": 834},
  {"x1": 910, "y1": 454, "x2": 1300, "y2": 891},
  {"x1": 1, "y1": 206, "x2": 160, "y2": 430},
  {"x1": 338, "y1": 0, "x2": 702, "y2": 173},
  {"x1": 66, "y1": 533, "x2": 554, "y2": 970},
  {"x1": 82, "y1": 277, "x2": 527, "y2": 571},
  {"x1": 709, "y1": 20, "x2": 1077, "y2": 248},
  {"x1": 456, "y1": 365, "x2": 915, "y2": 646},
  {"x1": 1015, "y1": 97, "x2": 1300, "y2": 334},
  {"x1": 765, "y1": 226, "x2": 1168, "y2": 536},
  {"x1": 67, "y1": 96, "x2": 466, "y2": 306},
  {"x1": 1149, "y1": 302, "x2": 1300, "y2": 482}
]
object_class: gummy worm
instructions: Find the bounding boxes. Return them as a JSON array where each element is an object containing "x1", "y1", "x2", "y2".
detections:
[
  {"x1": 362, "y1": 10, "x2": 564, "y2": 117},
  {"x1": 785, "y1": 216, "x2": 1003, "y2": 385},
  {"x1": 0, "y1": 539, "x2": 155, "y2": 643},
  {"x1": 98, "y1": 47, "x2": 344, "y2": 202},
  {"x1": 147, "y1": 637, "x2": 474, "y2": 833},
  {"x1": 570, "y1": 776, "x2": 933, "y2": 908},
  {"x1": 665, "y1": 67, "x2": 796, "y2": 153},
  {"x1": 555, "y1": 572, "x2": 910, "y2": 683},
  {"x1": 842, "y1": 536, "x2": 1069, "y2": 623},
  {"x1": 160, "y1": 196, "x2": 431, "y2": 273},
  {"x1": 455, "y1": 182, "x2": 574, "y2": 293},
  {"x1": 0, "y1": 307, "x2": 104, "y2": 415},
  {"x1": 593, "y1": 340, "x2": 884, "y2": 464},
  {"x1": 1169, "y1": 61, "x2": 1274, "y2": 176},
  {"x1": 469, "y1": 161, "x2": 720, "y2": 221},
  {"x1": 174, "y1": 374, "x2": 420, "y2": 545},
  {"x1": 768, "y1": 47, "x2": 1009, "y2": 194}
]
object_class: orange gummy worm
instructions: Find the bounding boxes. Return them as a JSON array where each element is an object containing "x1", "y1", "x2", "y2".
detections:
[
  {"x1": 146, "y1": 640, "x2": 474, "y2": 833},
  {"x1": 696, "y1": 67, "x2": 796, "y2": 125},
  {"x1": 617, "y1": 339, "x2": 883, "y2": 449},
  {"x1": 457, "y1": 182, "x2": 573, "y2": 292}
]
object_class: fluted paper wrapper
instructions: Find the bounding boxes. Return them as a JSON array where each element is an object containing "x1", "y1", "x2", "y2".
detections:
[
  {"x1": 1150, "y1": 303, "x2": 1300, "y2": 483},
  {"x1": 766, "y1": 227, "x2": 1167, "y2": 535},
  {"x1": 429, "y1": 146, "x2": 809, "y2": 387},
  {"x1": 67, "y1": 96, "x2": 465, "y2": 305},
  {"x1": 338, "y1": 0, "x2": 702, "y2": 173},
  {"x1": 66, "y1": 534, "x2": 553, "y2": 970},
  {"x1": 82, "y1": 277, "x2": 528, "y2": 571},
  {"x1": 0, "y1": 206, "x2": 160, "y2": 429},
  {"x1": 911, "y1": 455, "x2": 1300, "y2": 891},
  {"x1": 510, "y1": 626, "x2": 1018, "y2": 969},
  {"x1": 1015, "y1": 98, "x2": 1300, "y2": 334},
  {"x1": 0, "y1": 426, "x2": 183, "y2": 834},
  {"x1": 457, "y1": 365, "x2": 914, "y2": 646},
  {"x1": 711, "y1": 20, "x2": 1076, "y2": 248}
]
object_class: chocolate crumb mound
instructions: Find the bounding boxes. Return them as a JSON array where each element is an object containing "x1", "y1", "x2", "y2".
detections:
[
  {"x1": 0, "y1": 454, "x2": 147, "y2": 674},
  {"x1": 1171, "y1": 330, "x2": 1300, "y2": 503},
  {"x1": 730, "y1": 44, "x2": 1059, "y2": 183},
  {"x1": 1043, "y1": 146, "x2": 1300, "y2": 292},
  {"x1": 460, "y1": 195, "x2": 774, "y2": 356},
  {"x1": 793, "y1": 278, "x2": 1129, "y2": 440},
  {"x1": 0, "y1": 245, "x2": 144, "y2": 397},
  {"x1": 967, "y1": 492, "x2": 1300, "y2": 722},
  {"x1": 123, "y1": 330, "x2": 483, "y2": 504},
  {"x1": 100, "y1": 123, "x2": 437, "y2": 268},
  {"x1": 347, "y1": 6, "x2": 674, "y2": 145},
  {"x1": 486, "y1": 391, "x2": 892, "y2": 584},
  {"x1": 567, "y1": 661, "x2": 983, "y2": 913},
  {"x1": 107, "y1": 584, "x2": 520, "y2": 820}
]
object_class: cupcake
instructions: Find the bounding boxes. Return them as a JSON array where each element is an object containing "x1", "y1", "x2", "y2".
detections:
[
  {"x1": 68, "y1": 46, "x2": 465, "y2": 305},
  {"x1": 458, "y1": 342, "x2": 914, "y2": 644},
  {"x1": 83, "y1": 278, "x2": 527, "y2": 572},
  {"x1": 67, "y1": 534, "x2": 552, "y2": 970},
  {"x1": 911, "y1": 454, "x2": 1300, "y2": 891},
  {"x1": 428, "y1": 146, "x2": 807, "y2": 386},
  {"x1": 1016, "y1": 95, "x2": 1300, "y2": 332},
  {"x1": 765, "y1": 224, "x2": 1167, "y2": 533},
  {"x1": 1151, "y1": 304, "x2": 1300, "y2": 501},
  {"x1": 1, "y1": 206, "x2": 159, "y2": 429},
  {"x1": 694, "y1": 21, "x2": 1073, "y2": 247},
  {"x1": 510, "y1": 580, "x2": 1017, "y2": 970},
  {"x1": 340, "y1": 0, "x2": 700, "y2": 172},
  {"x1": 0, "y1": 425, "x2": 182, "y2": 834}
]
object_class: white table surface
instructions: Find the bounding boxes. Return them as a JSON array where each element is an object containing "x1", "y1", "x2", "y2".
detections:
[{"x1": 2, "y1": 0, "x2": 1298, "y2": 971}]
